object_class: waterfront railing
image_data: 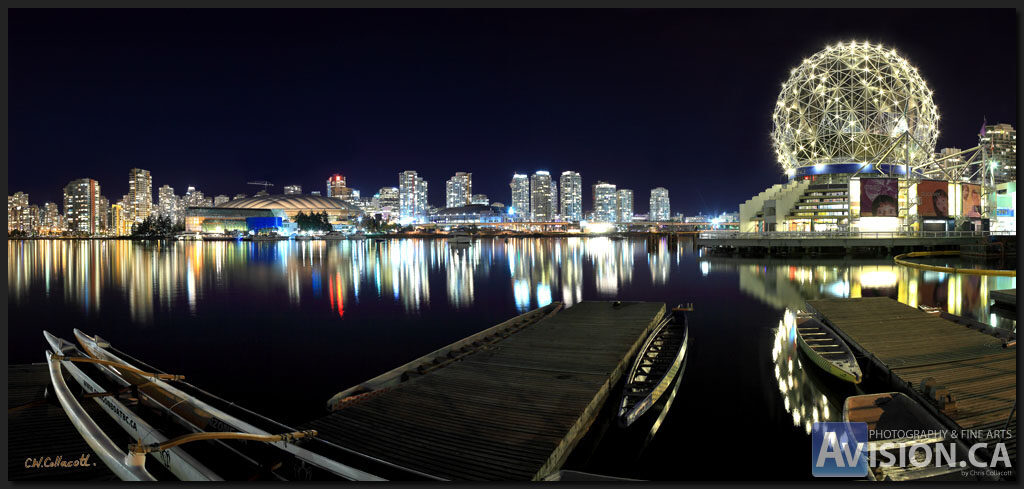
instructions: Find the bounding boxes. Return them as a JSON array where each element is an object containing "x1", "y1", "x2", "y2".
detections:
[{"x1": 697, "y1": 230, "x2": 1015, "y2": 240}]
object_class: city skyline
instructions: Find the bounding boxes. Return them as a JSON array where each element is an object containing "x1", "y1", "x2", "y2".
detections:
[{"x1": 9, "y1": 10, "x2": 1016, "y2": 213}]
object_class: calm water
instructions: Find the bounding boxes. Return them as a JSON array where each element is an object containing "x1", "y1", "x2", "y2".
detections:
[{"x1": 7, "y1": 238, "x2": 1016, "y2": 480}]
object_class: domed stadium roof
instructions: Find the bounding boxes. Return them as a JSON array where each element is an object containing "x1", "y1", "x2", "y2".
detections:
[{"x1": 217, "y1": 194, "x2": 363, "y2": 213}]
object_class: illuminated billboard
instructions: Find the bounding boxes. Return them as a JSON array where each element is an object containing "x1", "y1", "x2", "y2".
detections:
[
  {"x1": 962, "y1": 184, "x2": 982, "y2": 218},
  {"x1": 860, "y1": 178, "x2": 898, "y2": 217},
  {"x1": 917, "y1": 180, "x2": 949, "y2": 217}
]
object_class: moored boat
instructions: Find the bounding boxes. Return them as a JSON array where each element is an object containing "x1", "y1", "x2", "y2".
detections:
[
  {"x1": 796, "y1": 316, "x2": 862, "y2": 383},
  {"x1": 617, "y1": 305, "x2": 690, "y2": 428},
  {"x1": 43, "y1": 329, "x2": 437, "y2": 481},
  {"x1": 448, "y1": 230, "x2": 472, "y2": 245}
]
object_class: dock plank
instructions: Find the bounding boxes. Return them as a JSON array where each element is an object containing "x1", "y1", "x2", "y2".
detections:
[{"x1": 302, "y1": 301, "x2": 666, "y2": 480}]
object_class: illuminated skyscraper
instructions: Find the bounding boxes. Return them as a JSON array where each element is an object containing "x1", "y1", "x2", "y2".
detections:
[
  {"x1": 41, "y1": 202, "x2": 62, "y2": 235},
  {"x1": 616, "y1": 189, "x2": 634, "y2": 223},
  {"x1": 509, "y1": 173, "x2": 530, "y2": 220},
  {"x1": 8, "y1": 192, "x2": 29, "y2": 233},
  {"x1": 213, "y1": 194, "x2": 230, "y2": 207},
  {"x1": 64, "y1": 178, "x2": 102, "y2": 235},
  {"x1": 111, "y1": 202, "x2": 131, "y2": 236},
  {"x1": 97, "y1": 195, "x2": 110, "y2": 233},
  {"x1": 592, "y1": 181, "x2": 617, "y2": 222},
  {"x1": 283, "y1": 185, "x2": 302, "y2": 195},
  {"x1": 471, "y1": 194, "x2": 489, "y2": 205},
  {"x1": 374, "y1": 186, "x2": 401, "y2": 221},
  {"x1": 399, "y1": 170, "x2": 428, "y2": 221},
  {"x1": 128, "y1": 168, "x2": 153, "y2": 224},
  {"x1": 445, "y1": 172, "x2": 472, "y2": 208},
  {"x1": 559, "y1": 171, "x2": 582, "y2": 222},
  {"x1": 530, "y1": 171, "x2": 553, "y2": 222},
  {"x1": 649, "y1": 187, "x2": 670, "y2": 221},
  {"x1": 980, "y1": 123, "x2": 1016, "y2": 184},
  {"x1": 327, "y1": 174, "x2": 354, "y2": 201},
  {"x1": 158, "y1": 185, "x2": 179, "y2": 222}
]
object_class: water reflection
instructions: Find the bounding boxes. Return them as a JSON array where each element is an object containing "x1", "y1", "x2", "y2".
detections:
[{"x1": 8, "y1": 239, "x2": 1014, "y2": 331}]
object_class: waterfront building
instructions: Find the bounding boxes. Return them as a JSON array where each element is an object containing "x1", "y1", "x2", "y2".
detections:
[
  {"x1": 41, "y1": 202, "x2": 63, "y2": 235},
  {"x1": 471, "y1": 194, "x2": 489, "y2": 205},
  {"x1": 559, "y1": 171, "x2": 583, "y2": 223},
  {"x1": 616, "y1": 189, "x2": 634, "y2": 223},
  {"x1": 63, "y1": 178, "x2": 102, "y2": 235},
  {"x1": 213, "y1": 194, "x2": 230, "y2": 207},
  {"x1": 127, "y1": 168, "x2": 153, "y2": 224},
  {"x1": 8, "y1": 191, "x2": 30, "y2": 233},
  {"x1": 157, "y1": 185, "x2": 179, "y2": 222},
  {"x1": 592, "y1": 181, "x2": 617, "y2": 222},
  {"x1": 97, "y1": 195, "x2": 110, "y2": 233},
  {"x1": 530, "y1": 171, "x2": 553, "y2": 221},
  {"x1": 445, "y1": 172, "x2": 472, "y2": 208},
  {"x1": 740, "y1": 42, "x2": 956, "y2": 233},
  {"x1": 185, "y1": 194, "x2": 363, "y2": 234},
  {"x1": 992, "y1": 181, "x2": 1017, "y2": 232},
  {"x1": 980, "y1": 123, "x2": 1016, "y2": 184},
  {"x1": 374, "y1": 187, "x2": 400, "y2": 221},
  {"x1": 429, "y1": 204, "x2": 504, "y2": 224},
  {"x1": 111, "y1": 202, "x2": 131, "y2": 236},
  {"x1": 283, "y1": 185, "x2": 302, "y2": 195},
  {"x1": 650, "y1": 187, "x2": 670, "y2": 221},
  {"x1": 550, "y1": 181, "x2": 558, "y2": 220},
  {"x1": 399, "y1": 171, "x2": 428, "y2": 222},
  {"x1": 183, "y1": 187, "x2": 206, "y2": 209},
  {"x1": 509, "y1": 173, "x2": 530, "y2": 220},
  {"x1": 326, "y1": 174, "x2": 356, "y2": 202}
]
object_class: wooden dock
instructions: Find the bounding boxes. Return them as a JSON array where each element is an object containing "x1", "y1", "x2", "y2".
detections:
[
  {"x1": 805, "y1": 297, "x2": 1016, "y2": 462},
  {"x1": 8, "y1": 364, "x2": 115, "y2": 481},
  {"x1": 992, "y1": 288, "x2": 1016, "y2": 309},
  {"x1": 302, "y1": 301, "x2": 667, "y2": 480}
]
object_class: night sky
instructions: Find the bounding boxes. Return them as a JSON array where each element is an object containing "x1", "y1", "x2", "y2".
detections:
[{"x1": 9, "y1": 9, "x2": 1017, "y2": 215}]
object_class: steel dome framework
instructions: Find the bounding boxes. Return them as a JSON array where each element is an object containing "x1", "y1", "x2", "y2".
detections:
[{"x1": 771, "y1": 41, "x2": 940, "y2": 174}]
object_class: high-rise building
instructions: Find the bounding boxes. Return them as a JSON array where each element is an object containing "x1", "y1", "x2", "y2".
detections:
[
  {"x1": 64, "y1": 178, "x2": 102, "y2": 235},
  {"x1": 283, "y1": 185, "x2": 302, "y2": 195},
  {"x1": 509, "y1": 173, "x2": 530, "y2": 220},
  {"x1": 592, "y1": 181, "x2": 617, "y2": 222},
  {"x1": 41, "y1": 202, "x2": 62, "y2": 235},
  {"x1": 616, "y1": 189, "x2": 634, "y2": 223},
  {"x1": 213, "y1": 194, "x2": 230, "y2": 207},
  {"x1": 445, "y1": 172, "x2": 472, "y2": 208},
  {"x1": 399, "y1": 171, "x2": 428, "y2": 221},
  {"x1": 183, "y1": 186, "x2": 205, "y2": 208},
  {"x1": 550, "y1": 181, "x2": 558, "y2": 220},
  {"x1": 530, "y1": 171, "x2": 553, "y2": 222},
  {"x1": 373, "y1": 187, "x2": 400, "y2": 221},
  {"x1": 158, "y1": 185, "x2": 179, "y2": 222},
  {"x1": 97, "y1": 195, "x2": 110, "y2": 233},
  {"x1": 471, "y1": 194, "x2": 489, "y2": 205},
  {"x1": 327, "y1": 174, "x2": 354, "y2": 201},
  {"x1": 980, "y1": 123, "x2": 1016, "y2": 184},
  {"x1": 649, "y1": 187, "x2": 670, "y2": 221},
  {"x1": 8, "y1": 192, "x2": 30, "y2": 233},
  {"x1": 559, "y1": 171, "x2": 582, "y2": 222},
  {"x1": 128, "y1": 168, "x2": 153, "y2": 224},
  {"x1": 111, "y1": 202, "x2": 131, "y2": 236}
]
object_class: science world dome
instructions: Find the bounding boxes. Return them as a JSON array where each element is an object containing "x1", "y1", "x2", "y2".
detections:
[{"x1": 771, "y1": 41, "x2": 939, "y2": 175}]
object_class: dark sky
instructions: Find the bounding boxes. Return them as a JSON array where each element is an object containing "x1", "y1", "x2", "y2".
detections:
[{"x1": 9, "y1": 9, "x2": 1017, "y2": 215}]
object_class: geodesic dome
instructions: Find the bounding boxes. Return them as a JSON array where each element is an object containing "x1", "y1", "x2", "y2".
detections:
[{"x1": 771, "y1": 41, "x2": 939, "y2": 173}]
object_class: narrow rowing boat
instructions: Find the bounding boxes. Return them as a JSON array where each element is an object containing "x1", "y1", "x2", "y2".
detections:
[
  {"x1": 618, "y1": 306, "x2": 689, "y2": 427},
  {"x1": 795, "y1": 316, "x2": 861, "y2": 384}
]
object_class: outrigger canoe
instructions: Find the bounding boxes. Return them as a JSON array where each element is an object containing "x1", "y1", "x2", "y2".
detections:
[
  {"x1": 795, "y1": 316, "x2": 861, "y2": 384},
  {"x1": 618, "y1": 305, "x2": 690, "y2": 427},
  {"x1": 43, "y1": 329, "x2": 440, "y2": 481}
]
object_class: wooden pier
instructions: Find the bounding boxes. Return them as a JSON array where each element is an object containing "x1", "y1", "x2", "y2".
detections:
[
  {"x1": 302, "y1": 301, "x2": 667, "y2": 480},
  {"x1": 805, "y1": 297, "x2": 1016, "y2": 463},
  {"x1": 8, "y1": 364, "x2": 115, "y2": 481}
]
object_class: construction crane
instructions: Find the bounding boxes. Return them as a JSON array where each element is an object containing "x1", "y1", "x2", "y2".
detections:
[{"x1": 247, "y1": 181, "x2": 274, "y2": 193}]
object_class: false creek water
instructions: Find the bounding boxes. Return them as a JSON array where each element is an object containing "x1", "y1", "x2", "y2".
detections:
[{"x1": 7, "y1": 237, "x2": 1015, "y2": 480}]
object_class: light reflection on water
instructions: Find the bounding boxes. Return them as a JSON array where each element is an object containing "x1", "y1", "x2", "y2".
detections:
[{"x1": 8, "y1": 238, "x2": 1014, "y2": 331}]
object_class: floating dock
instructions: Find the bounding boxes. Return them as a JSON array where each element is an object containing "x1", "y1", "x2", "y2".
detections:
[
  {"x1": 806, "y1": 297, "x2": 1016, "y2": 464},
  {"x1": 302, "y1": 301, "x2": 667, "y2": 480},
  {"x1": 8, "y1": 364, "x2": 115, "y2": 481},
  {"x1": 992, "y1": 289, "x2": 1016, "y2": 309}
]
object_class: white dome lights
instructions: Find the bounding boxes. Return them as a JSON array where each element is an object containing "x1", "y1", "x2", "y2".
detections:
[{"x1": 771, "y1": 42, "x2": 939, "y2": 173}]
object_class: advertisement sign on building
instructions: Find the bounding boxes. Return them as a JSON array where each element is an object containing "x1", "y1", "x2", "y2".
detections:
[
  {"x1": 917, "y1": 180, "x2": 949, "y2": 217},
  {"x1": 860, "y1": 179, "x2": 898, "y2": 217}
]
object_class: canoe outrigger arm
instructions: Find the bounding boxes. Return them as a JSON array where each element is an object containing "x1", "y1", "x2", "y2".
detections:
[
  {"x1": 130, "y1": 430, "x2": 319, "y2": 455},
  {"x1": 50, "y1": 354, "x2": 185, "y2": 381}
]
